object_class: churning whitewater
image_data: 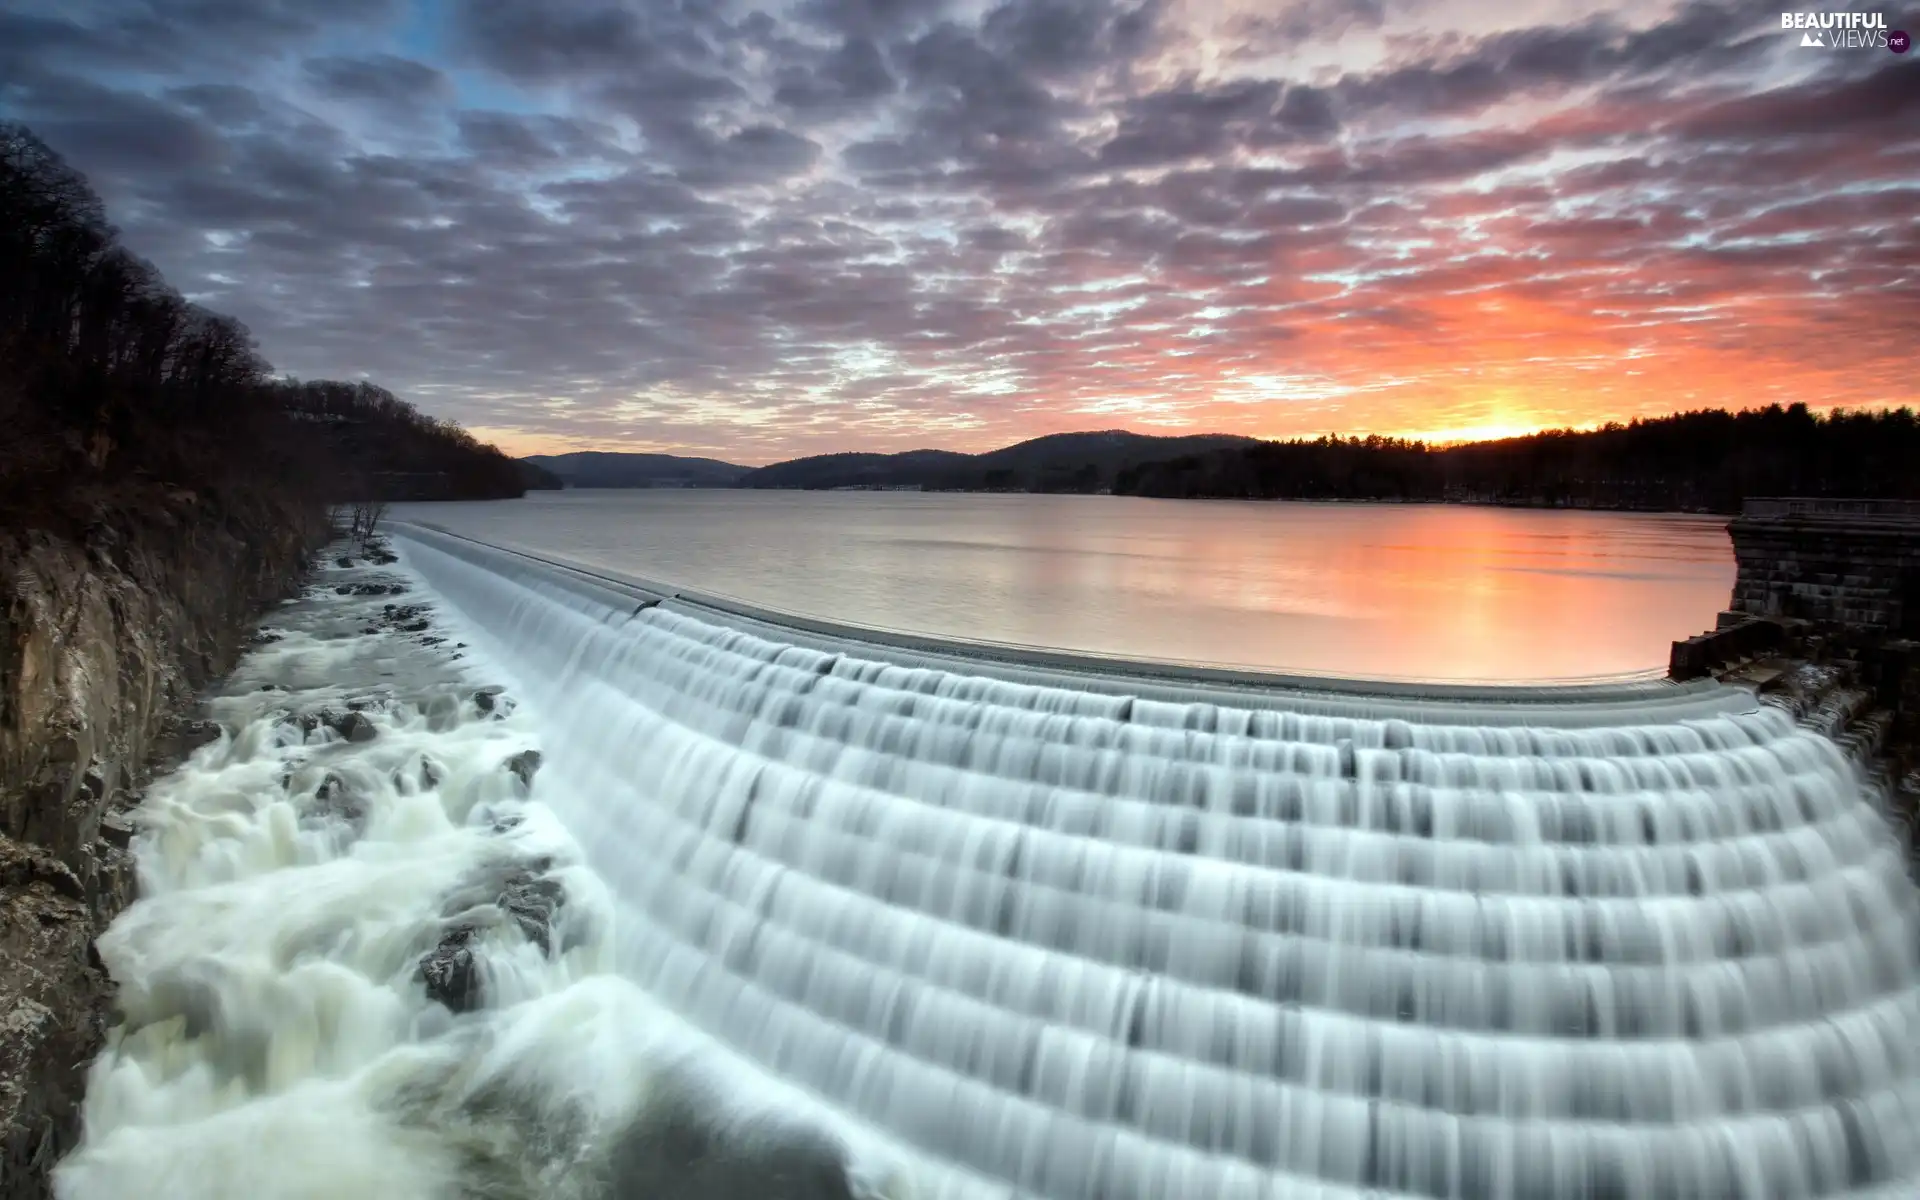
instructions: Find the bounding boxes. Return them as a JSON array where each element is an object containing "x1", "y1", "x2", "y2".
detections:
[{"x1": 59, "y1": 523, "x2": 1920, "y2": 1199}]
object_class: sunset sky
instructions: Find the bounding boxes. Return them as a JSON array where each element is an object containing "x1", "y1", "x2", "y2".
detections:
[{"x1": 2, "y1": 0, "x2": 1914, "y2": 463}]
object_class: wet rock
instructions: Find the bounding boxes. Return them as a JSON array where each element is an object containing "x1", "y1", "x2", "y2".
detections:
[
  {"x1": 393, "y1": 756, "x2": 442, "y2": 792},
  {"x1": 333, "y1": 711, "x2": 378, "y2": 744},
  {"x1": 250, "y1": 629, "x2": 283, "y2": 646},
  {"x1": 309, "y1": 774, "x2": 369, "y2": 833},
  {"x1": 420, "y1": 928, "x2": 480, "y2": 1012},
  {"x1": 505, "y1": 750, "x2": 541, "y2": 787},
  {"x1": 278, "y1": 708, "x2": 378, "y2": 745},
  {"x1": 434, "y1": 856, "x2": 567, "y2": 955},
  {"x1": 335, "y1": 582, "x2": 407, "y2": 597},
  {"x1": 607, "y1": 1088, "x2": 858, "y2": 1200},
  {"x1": 98, "y1": 812, "x2": 136, "y2": 850},
  {"x1": 474, "y1": 687, "x2": 516, "y2": 719},
  {"x1": 0, "y1": 836, "x2": 119, "y2": 1195},
  {"x1": 148, "y1": 717, "x2": 222, "y2": 765},
  {"x1": 376, "y1": 601, "x2": 436, "y2": 636},
  {"x1": 499, "y1": 872, "x2": 565, "y2": 953},
  {"x1": 420, "y1": 857, "x2": 568, "y2": 1012},
  {"x1": 0, "y1": 839, "x2": 88, "y2": 904},
  {"x1": 336, "y1": 556, "x2": 355, "y2": 569}
]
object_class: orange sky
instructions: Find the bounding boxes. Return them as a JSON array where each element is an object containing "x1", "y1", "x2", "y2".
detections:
[{"x1": 17, "y1": 0, "x2": 1913, "y2": 465}]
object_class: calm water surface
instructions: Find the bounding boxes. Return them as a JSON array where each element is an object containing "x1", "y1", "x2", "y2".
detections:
[{"x1": 395, "y1": 491, "x2": 1735, "y2": 683}]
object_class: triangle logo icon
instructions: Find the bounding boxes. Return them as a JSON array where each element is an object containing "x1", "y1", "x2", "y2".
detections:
[{"x1": 1800, "y1": 30, "x2": 1824, "y2": 46}]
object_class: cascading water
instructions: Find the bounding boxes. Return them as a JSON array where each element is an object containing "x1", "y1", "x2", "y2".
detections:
[
  {"x1": 59, "y1": 523, "x2": 1920, "y2": 1199},
  {"x1": 383, "y1": 524, "x2": 1920, "y2": 1199}
]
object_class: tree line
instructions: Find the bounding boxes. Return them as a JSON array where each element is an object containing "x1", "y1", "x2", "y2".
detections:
[
  {"x1": 279, "y1": 378, "x2": 523, "y2": 500},
  {"x1": 1112, "y1": 406, "x2": 1920, "y2": 511},
  {"x1": 0, "y1": 121, "x2": 522, "y2": 534}
]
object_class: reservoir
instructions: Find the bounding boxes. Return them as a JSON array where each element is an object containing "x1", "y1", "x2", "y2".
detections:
[{"x1": 394, "y1": 491, "x2": 1736, "y2": 683}]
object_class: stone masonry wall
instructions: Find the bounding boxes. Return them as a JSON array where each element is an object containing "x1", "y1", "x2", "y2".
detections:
[
  {"x1": 1681, "y1": 508, "x2": 1920, "y2": 848},
  {"x1": 1728, "y1": 515, "x2": 1920, "y2": 632}
]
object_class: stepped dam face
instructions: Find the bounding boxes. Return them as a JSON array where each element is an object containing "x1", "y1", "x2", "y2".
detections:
[
  {"x1": 62, "y1": 523, "x2": 1920, "y2": 1200},
  {"x1": 385, "y1": 524, "x2": 1920, "y2": 1199}
]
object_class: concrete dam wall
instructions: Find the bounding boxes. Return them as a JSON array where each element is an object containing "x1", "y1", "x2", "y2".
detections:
[{"x1": 369, "y1": 520, "x2": 1920, "y2": 1200}]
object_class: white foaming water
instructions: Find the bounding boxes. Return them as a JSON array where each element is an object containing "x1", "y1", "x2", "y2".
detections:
[
  {"x1": 57, "y1": 550, "x2": 864, "y2": 1200},
  {"x1": 60, "y1": 525, "x2": 1920, "y2": 1200}
]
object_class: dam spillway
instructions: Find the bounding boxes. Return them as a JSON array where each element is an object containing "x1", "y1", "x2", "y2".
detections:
[{"x1": 388, "y1": 522, "x2": 1920, "y2": 1199}]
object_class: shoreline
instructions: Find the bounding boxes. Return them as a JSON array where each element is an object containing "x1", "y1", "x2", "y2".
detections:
[{"x1": 543, "y1": 486, "x2": 1733, "y2": 517}]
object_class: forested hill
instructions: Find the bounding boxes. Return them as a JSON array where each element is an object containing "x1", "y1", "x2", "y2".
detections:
[
  {"x1": 739, "y1": 431, "x2": 1259, "y2": 491},
  {"x1": 521, "y1": 451, "x2": 747, "y2": 488},
  {"x1": 0, "y1": 121, "x2": 522, "y2": 520},
  {"x1": 281, "y1": 380, "x2": 524, "y2": 501},
  {"x1": 1113, "y1": 406, "x2": 1920, "y2": 512}
]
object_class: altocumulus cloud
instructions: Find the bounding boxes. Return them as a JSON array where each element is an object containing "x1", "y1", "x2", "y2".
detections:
[{"x1": 1, "y1": 0, "x2": 1913, "y2": 461}]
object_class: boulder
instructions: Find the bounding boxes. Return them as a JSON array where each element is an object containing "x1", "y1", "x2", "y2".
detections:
[
  {"x1": 418, "y1": 857, "x2": 568, "y2": 1012},
  {"x1": 606, "y1": 1088, "x2": 858, "y2": 1200},
  {"x1": 308, "y1": 774, "x2": 369, "y2": 834},
  {"x1": 332, "y1": 711, "x2": 378, "y2": 744},
  {"x1": 505, "y1": 750, "x2": 541, "y2": 788},
  {"x1": 278, "y1": 709, "x2": 378, "y2": 745},
  {"x1": 419, "y1": 928, "x2": 480, "y2": 1012}
]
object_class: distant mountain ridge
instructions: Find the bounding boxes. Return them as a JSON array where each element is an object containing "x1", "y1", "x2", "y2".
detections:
[
  {"x1": 736, "y1": 431, "x2": 1262, "y2": 492},
  {"x1": 521, "y1": 451, "x2": 749, "y2": 488}
]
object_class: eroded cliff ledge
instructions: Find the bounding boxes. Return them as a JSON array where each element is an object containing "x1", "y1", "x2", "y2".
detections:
[{"x1": 0, "y1": 488, "x2": 325, "y2": 1199}]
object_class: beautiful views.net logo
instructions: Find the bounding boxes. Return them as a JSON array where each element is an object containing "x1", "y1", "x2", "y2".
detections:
[{"x1": 1781, "y1": 11, "x2": 1909, "y2": 51}]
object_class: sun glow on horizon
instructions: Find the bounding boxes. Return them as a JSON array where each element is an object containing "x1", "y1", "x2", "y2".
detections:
[{"x1": 1397, "y1": 420, "x2": 1581, "y2": 446}]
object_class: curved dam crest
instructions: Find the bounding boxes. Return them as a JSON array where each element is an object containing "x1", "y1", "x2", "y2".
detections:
[{"x1": 385, "y1": 522, "x2": 1920, "y2": 1198}]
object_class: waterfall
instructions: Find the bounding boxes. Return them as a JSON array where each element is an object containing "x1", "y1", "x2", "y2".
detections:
[{"x1": 378, "y1": 523, "x2": 1920, "y2": 1199}]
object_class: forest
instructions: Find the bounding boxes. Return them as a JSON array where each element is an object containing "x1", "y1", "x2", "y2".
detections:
[
  {"x1": 0, "y1": 120, "x2": 523, "y2": 535},
  {"x1": 1113, "y1": 406, "x2": 1920, "y2": 511}
]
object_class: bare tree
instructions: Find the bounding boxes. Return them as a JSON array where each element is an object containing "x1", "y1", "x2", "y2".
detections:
[{"x1": 347, "y1": 498, "x2": 389, "y2": 547}]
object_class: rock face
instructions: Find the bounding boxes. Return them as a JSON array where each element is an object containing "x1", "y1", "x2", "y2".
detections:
[{"x1": 0, "y1": 494, "x2": 325, "y2": 1199}]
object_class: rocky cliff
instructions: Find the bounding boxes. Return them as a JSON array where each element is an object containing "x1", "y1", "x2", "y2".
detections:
[{"x1": 0, "y1": 487, "x2": 326, "y2": 1199}]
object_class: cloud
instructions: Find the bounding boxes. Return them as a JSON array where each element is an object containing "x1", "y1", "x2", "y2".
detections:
[
  {"x1": 773, "y1": 37, "x2": 897, "y2": 113},
  {"x1": 303, "y1": 54, "x2": 450, "y2": 108},
  {"x1": 1, "y1": 0, "x2": 1912, "y2": 462},
  {"x1": 793, "y1": 0, "x2": 954, "y2": 38}
]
